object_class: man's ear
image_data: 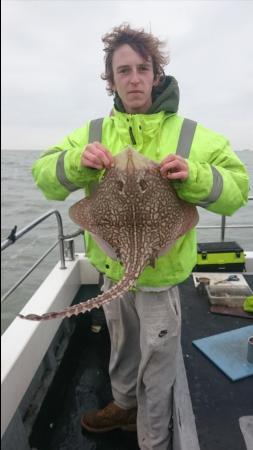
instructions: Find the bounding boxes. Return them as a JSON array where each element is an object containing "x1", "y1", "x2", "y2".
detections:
[{"x1": 109, "y1": 80, "x2": 115, "y2": 93}]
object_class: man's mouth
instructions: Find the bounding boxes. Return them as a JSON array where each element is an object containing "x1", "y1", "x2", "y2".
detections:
[{"x1": 128, "y1": 90, "x2": 143, "y2": 94}]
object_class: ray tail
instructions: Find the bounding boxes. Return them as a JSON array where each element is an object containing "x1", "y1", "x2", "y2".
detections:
[{"x1": 18, "y1": 264, "x2": 144, "y2": 321}]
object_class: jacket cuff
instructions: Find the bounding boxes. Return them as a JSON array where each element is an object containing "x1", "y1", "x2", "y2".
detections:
[{"x1": 64, "y1": 147, "x2": 102, "y2": 187}]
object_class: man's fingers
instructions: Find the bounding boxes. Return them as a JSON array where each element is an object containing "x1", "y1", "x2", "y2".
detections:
[
  {"x1": 94, "y1": 142, "x2": 114, "y2": 166},
  {"x1": 97, "y1": 151, "x2": 111, "y2": 168},
  {"x1": 82, "y1": 152, "x2": 104, "y2": 169},
  {"x1": 159, "y1": 154, "x2": 175, "y2": 166},
  {"x1": 167, "y1": 171, "x2": 188, "y2": 180},
  {"x1": 160, "y1": 160, "x2": 186, "y2": 175},
  {"x1": 159, "y1": 154, "x2": 188, "y2": 180},
  {"x1": 81, "y1": 142, "x2": 114, "y2": 169}
]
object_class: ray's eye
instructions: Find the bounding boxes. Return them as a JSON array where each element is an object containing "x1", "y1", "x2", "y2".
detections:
[
  {"x1": 117, "y1": 180, "x2": 124, "y2": 192},
  {"x1": 139, "y1": 179, "x2": 148, "y2": 192}
]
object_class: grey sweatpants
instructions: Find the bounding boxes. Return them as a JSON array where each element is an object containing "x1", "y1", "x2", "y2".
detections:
[{"x1": 102, "y1": 278, "x2": 181, "y2": 450}]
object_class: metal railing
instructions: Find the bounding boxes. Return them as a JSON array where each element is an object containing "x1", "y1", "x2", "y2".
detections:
[
  {"x1": 197, "y1": 195, "x2": 253, "y2": 241},
  {"x1": 1, "y1": 210, "x2": 82, "y2": 304},
  {"x1": 1, "y1": 197, "x2": 253, "y2": 304}
]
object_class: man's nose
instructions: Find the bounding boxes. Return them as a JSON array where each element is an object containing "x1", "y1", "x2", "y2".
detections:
[{"x1": 130, "y1": 69, "x2": 140, "y2": 84}]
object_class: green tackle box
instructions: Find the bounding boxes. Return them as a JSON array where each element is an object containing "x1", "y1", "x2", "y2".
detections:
[{"x1": 193, "y1": 241, "x2": 246, "y2": 272}]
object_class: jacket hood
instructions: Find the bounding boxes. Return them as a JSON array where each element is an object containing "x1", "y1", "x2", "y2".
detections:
[{"x1": 113, "y1": 75, "x2": 179, "y2": 115}]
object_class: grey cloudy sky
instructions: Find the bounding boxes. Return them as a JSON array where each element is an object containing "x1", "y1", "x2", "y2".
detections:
[{"x1": 2, "y1": 0, "x2": 253, "y2": 151}]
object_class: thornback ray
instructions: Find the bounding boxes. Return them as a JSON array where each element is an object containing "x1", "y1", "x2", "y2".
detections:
[{"x1": 18, "y1": 147, "x2": 198, "y2": 321}]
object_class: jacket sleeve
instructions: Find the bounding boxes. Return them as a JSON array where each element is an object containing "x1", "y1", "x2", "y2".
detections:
[
  {"x1": 173, "y1": 127, "x2": 249, "y2": 216},
  {"x1": 32, "y1": 122, "x2": 101, "y2": 200}
]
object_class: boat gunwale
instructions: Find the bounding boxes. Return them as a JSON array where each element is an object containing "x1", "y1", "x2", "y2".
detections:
[{"x1": 1, "y1": 255, "x2": 98, "y2": 438}]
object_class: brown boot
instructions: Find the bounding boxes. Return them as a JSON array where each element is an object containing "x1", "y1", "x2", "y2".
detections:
[{"x1": 81, "y1": 402, "x2": 137, "y2": 433}]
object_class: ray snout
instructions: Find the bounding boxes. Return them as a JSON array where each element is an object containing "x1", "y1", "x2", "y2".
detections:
[{"x1": 113, "y1": 147, "x2": 157, "y2": 173}]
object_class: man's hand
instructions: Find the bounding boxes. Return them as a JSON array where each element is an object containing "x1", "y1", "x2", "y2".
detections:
[
  {"x1": 159, "y1": 154, "x2": 189, "y2": 181},
  {"x1": 81, "y1": 142, "x2": 114, "y2": 170}
]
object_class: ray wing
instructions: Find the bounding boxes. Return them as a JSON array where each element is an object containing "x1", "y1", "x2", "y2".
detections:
[
  {"x1": 69, "y1": 198, "x2": 96, "y2": 233},
  {"x1": 157, "y1": 201, "x2": 199, "y2": 256},
  {"x1": 69, "y1": 197, "x2": 119, "y2": 259}
]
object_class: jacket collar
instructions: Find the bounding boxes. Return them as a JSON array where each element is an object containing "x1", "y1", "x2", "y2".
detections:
[{"x1": 113, "y1": 75, "x2": 179, "y2": 115}]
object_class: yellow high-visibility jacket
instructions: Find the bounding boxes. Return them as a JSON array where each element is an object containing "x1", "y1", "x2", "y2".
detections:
[{"x1": 32, "y1": 76, "x2": 249, "y2": 287}]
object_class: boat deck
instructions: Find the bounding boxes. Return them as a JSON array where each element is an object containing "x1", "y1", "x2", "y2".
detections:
[
  {"x1": 180, "y1": 274, "x2": 253, "y2": 450},
  {"x1": 29, "y1": 275, "x2": 253, "y2": 450}
]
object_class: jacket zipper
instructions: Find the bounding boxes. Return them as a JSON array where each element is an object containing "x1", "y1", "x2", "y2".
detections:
[{"x1": 129, "y1": 126, "x2": 136, "y2": 145}]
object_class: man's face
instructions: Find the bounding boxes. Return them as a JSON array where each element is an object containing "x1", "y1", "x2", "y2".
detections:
[{"x1": 111, "y1": 44, "x2": 158, "y2": 114}]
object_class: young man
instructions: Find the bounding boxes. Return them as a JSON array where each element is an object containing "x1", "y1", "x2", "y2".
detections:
[{"x1": 32, "y1": 24, "x2": 249, "y2": 450}]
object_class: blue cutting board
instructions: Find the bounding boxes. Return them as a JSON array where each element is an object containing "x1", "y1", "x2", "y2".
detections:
[{"x1": 193, "y1": 325, "x2": 253, "y2": 381}]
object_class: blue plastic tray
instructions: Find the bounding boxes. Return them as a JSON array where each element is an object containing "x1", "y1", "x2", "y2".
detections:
[{"x1": 193, "y1": 325, "x2": 253, "y2": 381}]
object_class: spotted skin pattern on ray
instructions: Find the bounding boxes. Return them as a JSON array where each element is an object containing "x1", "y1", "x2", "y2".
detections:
[{"x1": 19, "y1": 147, "x2": 198, "y2": 321}]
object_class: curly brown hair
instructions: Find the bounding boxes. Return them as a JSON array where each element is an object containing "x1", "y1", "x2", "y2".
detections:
[{"x1": 101, "y1": 23, "x2": 169, "y2": 95}]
